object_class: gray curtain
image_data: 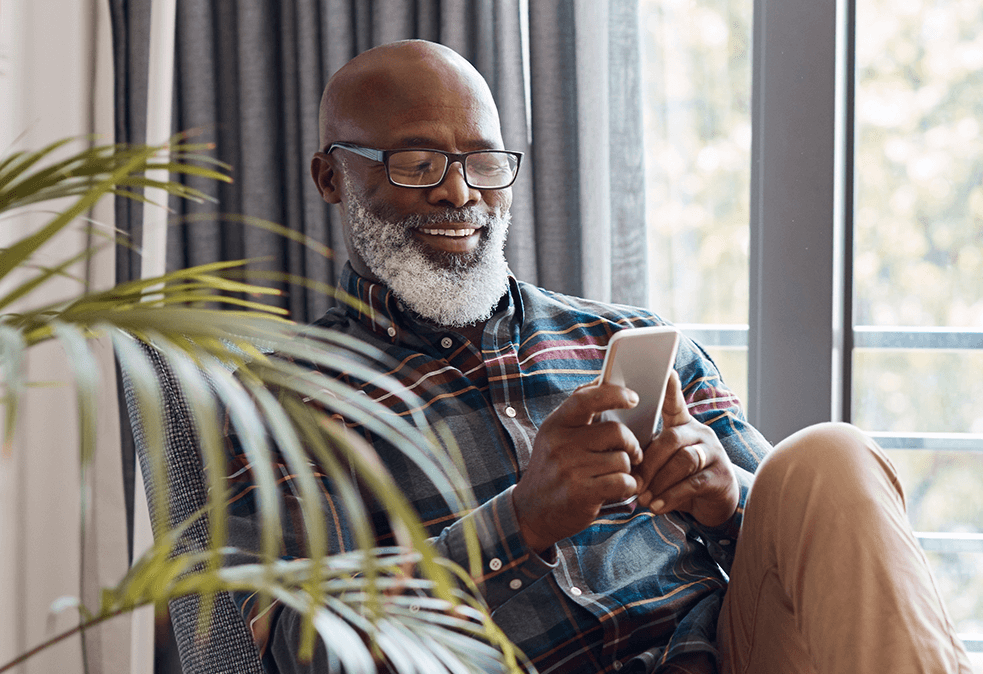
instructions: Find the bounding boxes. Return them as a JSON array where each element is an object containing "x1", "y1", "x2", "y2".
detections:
[
  {"x1": 111, "y1": 0, "x2": 647, "y2": 668},
  {"x1": 109, "y1": 0, "x2": 153, "y2": 564},
  {"x1": 160, "y1": 0, "x2": 647, "y2": 323}
]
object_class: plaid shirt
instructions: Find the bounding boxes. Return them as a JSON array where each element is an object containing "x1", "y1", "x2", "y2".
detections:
[{"x1": 227, "y1": 263, "x2": 770, "y2": 674}]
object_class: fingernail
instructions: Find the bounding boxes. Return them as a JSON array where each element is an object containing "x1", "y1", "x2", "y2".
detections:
[
  {"x1": 627, "y1": 390, "x2": 639, "y2": 406},
  {"x1": 650, "y1": 499, "x2": 665, "y2": 512}
]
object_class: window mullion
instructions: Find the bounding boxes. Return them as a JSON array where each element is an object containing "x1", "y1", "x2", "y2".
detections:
[{"x1": 748, "y1": 0, "x2": 842, "y2": 444}]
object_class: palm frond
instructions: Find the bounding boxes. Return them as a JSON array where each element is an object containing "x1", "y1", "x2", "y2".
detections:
[
  {"x1": 98, "y1": 548, "x2": 524, "y2": 673},
  {"x1": 0, "y1": 135, "x2": 230, "y2": 285},
  {"x1": 0, "y1": 324, "x2": 27, "y2": 456},
  {"x1": 0, "y1": 135, "x2": 525, "y2": 673}
]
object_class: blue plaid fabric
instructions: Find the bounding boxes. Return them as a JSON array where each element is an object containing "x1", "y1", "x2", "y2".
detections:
[{"x1": 226, "y1": 263, "x2": 771, "y2": 673}]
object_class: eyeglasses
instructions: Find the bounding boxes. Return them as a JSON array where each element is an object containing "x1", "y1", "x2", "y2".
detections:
[{"x1": 325, "y1": 142, "x2": 522, "y2": 190}]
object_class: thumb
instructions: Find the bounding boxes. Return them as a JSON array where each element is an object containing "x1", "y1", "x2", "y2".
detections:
[{"x1": 661, "y1": 370, "x2": 691, "y2": 428}]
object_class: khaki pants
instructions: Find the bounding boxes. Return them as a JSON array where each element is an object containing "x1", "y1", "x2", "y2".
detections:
[{"x1": 717, "y1": 423, "x2": 973, "y2": 673}]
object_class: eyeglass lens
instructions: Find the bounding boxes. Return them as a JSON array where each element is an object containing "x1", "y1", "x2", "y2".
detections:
[{"x1": 387, "y1": 150, "x2": 517, "y2": 188}]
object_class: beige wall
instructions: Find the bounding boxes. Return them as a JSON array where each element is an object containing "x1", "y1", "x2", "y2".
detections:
[{"x1": 0, "y1": 1, "x2": 150, "y2": 672}]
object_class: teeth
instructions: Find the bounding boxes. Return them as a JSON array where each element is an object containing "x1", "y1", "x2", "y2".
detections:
[{"x1": 419, "y1": 228, "x2": 477, "y2": 237}]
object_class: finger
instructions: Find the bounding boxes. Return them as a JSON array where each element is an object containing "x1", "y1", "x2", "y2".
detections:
[
  {"x1": 554, "y1": 383, "x2": 640, "y2": 428},
  {"x1": 589, "y1": 471, "x2": 639, "y2": 506},
  {"x1": 587, "y1": 448, "x2": 634, "y2": 478},
  {"x1": 584, "y1": 420, "x2": 643, "y2": 465},
  {"x1": 637, "y1": 444, "x2": 711, "y2": 508},
  {"x1": 661, "y1": 370, "x2": 691, "y2": 429},
  {"x1": 644, "y1": 467, "x2": 711, "y2": 515},
  {"x1": 644, "y1": 463, "x2": 739, "y2": 528},
  {"x1": 635, "y1": 421, "x2": 713, "y2": 488},
  {"x1": 573, "y1": 375, "x2": 602, "y2": 393}
]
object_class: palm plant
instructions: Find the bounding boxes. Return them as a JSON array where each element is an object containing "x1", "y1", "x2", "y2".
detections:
[{"x1": 0, "y1": 136, "x2": 524, "y2": 673}]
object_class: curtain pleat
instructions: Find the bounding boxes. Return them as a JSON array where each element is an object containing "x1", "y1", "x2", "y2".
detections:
[
  {"x1": 109, "y1": 0, "x2": 153, "y2": 565},
  {"x1": 608, "y1": 0, "x2": 648, "y2": 308},
  {"x1": 527, "y1": 0, "x2": 582, "y2": 297}
]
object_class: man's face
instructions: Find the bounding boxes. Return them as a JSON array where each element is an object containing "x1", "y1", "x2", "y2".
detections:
[{"x1": 325, "y1": 52, "x2": 515, "y2": 327}]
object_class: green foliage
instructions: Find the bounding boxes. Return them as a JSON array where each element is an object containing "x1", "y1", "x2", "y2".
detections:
[
  {"x1": 855, "y1": 0, "x2": 983, "y2": 329},
  {"x1": 0, "y1": 137, "x2": 524, "y2": 672},
  {"x1": 854, "y1": 0, "x2": 983, "y2": 632}
]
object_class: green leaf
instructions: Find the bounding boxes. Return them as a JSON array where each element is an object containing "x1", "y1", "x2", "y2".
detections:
[
  {"x1": 244, "y1": 382, "x2": 328, "y2": 657},
  {"x1": 111, "y1": 332, "x2": 170, "y2": 537},
  {"x1": 0, "y1": 145, "x2": 159, "y2": 285},
  {"x1": 0, "y1": 133, "x2": 521, "y2": 674},
  {"x1": 0, "y1": 136, "x2": 78, "y2": 195},
  {"x1": 204, "y1": 360, "x2": 285, "y2": 568},
  {"x1": 49, "y1": 322, "x2": 100, "y2": 467},
  {"x1": 0, "y1": 242, "x2": 99, "y2": 314},
  {"x1": 0, "y1": 325, "x2": 26, "y2": 456}
]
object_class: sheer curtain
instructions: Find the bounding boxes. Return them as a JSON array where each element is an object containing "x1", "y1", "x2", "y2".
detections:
[{"x1": 114, "y1": 0, "x2": 648, "y2": 318}]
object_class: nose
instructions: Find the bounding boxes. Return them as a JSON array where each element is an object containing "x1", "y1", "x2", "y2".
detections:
[{"x1": 428, "y1": 161, "x2": 478, "y2": 209}]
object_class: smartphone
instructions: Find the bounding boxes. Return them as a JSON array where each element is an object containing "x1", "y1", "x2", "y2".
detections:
[
  {"x1": 599, "y1": 325, "x2": 680, "y2": 447},
  {"x1": 596, "y1": 326, "x2": 680, "y2": 511}
]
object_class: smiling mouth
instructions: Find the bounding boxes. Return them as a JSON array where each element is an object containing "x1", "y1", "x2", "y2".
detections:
[
  {"x1": 413, "y1": 225, "x2": 483, "y2": 255},
  {"x1": 417, "y1": 227, "x2": 480, "y2": 237}
]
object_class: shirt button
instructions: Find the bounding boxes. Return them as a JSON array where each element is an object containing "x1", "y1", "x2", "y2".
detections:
[
  {"x1": 387, "y1": 326, "x2": 396, "y2": 337},
  {"x1": 489, "y1": 558, "x2": 502, "y2": 571},
  {"x1": 505, "y1": 406, "x2": 517, "y2": 418},
  {"x1": 440, "y1": 336, "x2": 453, "y2": 349},
  {"x1": 509, "y1": 579, "x2": 523, "y2": 590},
  {"x1": 570, "y1": 586, "x2": 582, "y2": 596},
  {"x1": 613, "y1": 661, "x2": 623, "y2": 671},
  {"x1": 719, "y1": 539, "x2": 732, "y2": 546}
]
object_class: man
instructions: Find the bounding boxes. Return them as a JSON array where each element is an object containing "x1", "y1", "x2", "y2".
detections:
[{"x1": 233, "y1": 40, "x2": 972, "y2": 673}]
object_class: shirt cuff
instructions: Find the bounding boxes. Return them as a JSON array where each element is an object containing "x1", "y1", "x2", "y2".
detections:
[
  {"x1": 690, "y1": 465, "x2": 754, "y2": 573},
  {"x1": 433, "y1": 485, "x2": 557, "y2": 611}
]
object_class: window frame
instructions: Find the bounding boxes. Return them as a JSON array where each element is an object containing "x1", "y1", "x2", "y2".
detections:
[
  {"x1": 729, "y1": 0, "x2": 983, "y2": 649},
  {"x1": 747, "y1": 0, "x2": 848, "y2": 442}
]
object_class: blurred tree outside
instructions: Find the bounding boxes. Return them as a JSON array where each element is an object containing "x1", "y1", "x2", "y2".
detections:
[
  {"x1": 639, "y1": 0, "x2": 752, "y2": 413},
  {"x1": 854, "y1": 0, "x2": 983, "y2": 634},
  {"x1": 639, "y1": 0, "x2": 982, "y2": 636},
  {"x1": 640, "y1": 0, "x2": 752, "y2": 333}
]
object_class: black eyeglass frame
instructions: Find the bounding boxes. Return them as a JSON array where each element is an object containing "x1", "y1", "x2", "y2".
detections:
[{"x1": 325, "y1": 142, "x2": 523, "y2": 190}]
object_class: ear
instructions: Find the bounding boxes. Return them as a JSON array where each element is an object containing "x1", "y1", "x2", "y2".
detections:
[{"x1": 311, "y1": 152, "x2": 342, "y2": 204}]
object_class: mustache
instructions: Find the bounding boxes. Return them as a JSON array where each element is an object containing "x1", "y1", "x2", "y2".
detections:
[{"x1": 370, "y1": 204, "x2": 504, "y2": 230}]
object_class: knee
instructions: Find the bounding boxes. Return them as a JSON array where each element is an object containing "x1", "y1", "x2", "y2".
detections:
[
  {"x1": 760, "y1": 422, "x2": 867, "y2": 474},
  {"x1": 753, "y1": 422, "x2": 904, "y2": 507},
  {"x1": 772, "y1": 422, "x2": 871, "y2": 463}
]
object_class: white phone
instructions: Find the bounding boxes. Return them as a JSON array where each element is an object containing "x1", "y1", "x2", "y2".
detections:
[
  {"x1": 597, "y1": 326, "x2": 680, "y2": 511},
  {"x1": 599, "y1": 325, "x2": 680, "y2": 447}
]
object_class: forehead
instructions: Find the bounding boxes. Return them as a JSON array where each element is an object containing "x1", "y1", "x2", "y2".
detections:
[{"x1": 329, "y1": 50, "x2": 504, "y2": 150}]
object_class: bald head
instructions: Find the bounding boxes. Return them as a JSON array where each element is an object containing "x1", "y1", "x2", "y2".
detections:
[{"x1": 317, "y1": 40, "x2": 502, "y2": 151}]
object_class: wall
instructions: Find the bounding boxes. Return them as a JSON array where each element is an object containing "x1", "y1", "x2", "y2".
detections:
[{"x1": 0, "y1": 1, "x2": 147, "y2": 672}]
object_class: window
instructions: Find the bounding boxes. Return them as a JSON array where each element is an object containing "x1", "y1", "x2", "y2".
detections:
[
  {"x1": 854, "y1": 0, "x2": 983, "y2": 640},
  {"x1": 640, "y1": 0, "x2": 752, "y2": 405},
  {"x1": 640, "y1": 0, "x2": 983, "y2": 652}
]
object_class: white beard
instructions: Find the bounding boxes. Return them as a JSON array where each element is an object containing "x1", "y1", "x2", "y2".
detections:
[{"x1": 343, "y1": 178, "x2": 511, "y2": 328}]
